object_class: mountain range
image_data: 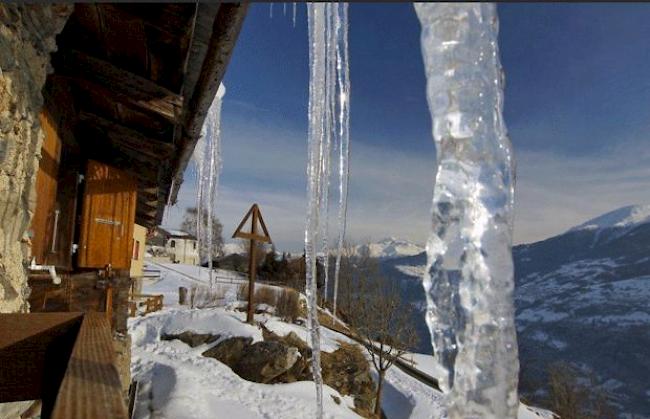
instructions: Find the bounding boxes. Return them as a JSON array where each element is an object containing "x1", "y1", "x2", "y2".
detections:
[{"x1": 379, "y1": 205, "x2": 650, "y2": 417}]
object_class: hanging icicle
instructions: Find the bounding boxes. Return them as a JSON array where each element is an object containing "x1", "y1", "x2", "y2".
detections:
[
  {"x1": 332, "y1": 3, "x2": 350, "y2": 318},
  {"x1": 198, "y1": 84, "x2": 226, "y2": 289},
  {"x1": 293, "y1": 3, "x2": 297, "y2": 28},
  {"x1": 415, "y1": 4, "x2": 519, "y2": 418},
  {"x1": 306, "y1": 5, "x2": 325, "y2": 416},
  {"x1": 192, "y1": 134, "x2": 207, "y2": 275},
  {"x1": 305, "y1": 3, "x2": 349, "y2": 417}
]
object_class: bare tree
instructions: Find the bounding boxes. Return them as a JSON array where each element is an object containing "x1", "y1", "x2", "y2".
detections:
[
  {"x1": 346, "y1": 250, "x2": 419, "y2": 417},
  {"x1": 334, "y1": 240, "x2": 358, "y2": 320},
  {"x1": 546, "y1": 362, "x2": 615, "y2": 419},
  {"x1": 181, "y1": 207, "x2": 223, "y2": 261}
]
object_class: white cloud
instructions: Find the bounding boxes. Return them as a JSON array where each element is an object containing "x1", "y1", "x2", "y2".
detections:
[
  {"x1": 514, "y1": 142, "x2": 650, "y2": 244},
  {"x1": 164, "y1": 108, "x2": 650, "y2": 251}
]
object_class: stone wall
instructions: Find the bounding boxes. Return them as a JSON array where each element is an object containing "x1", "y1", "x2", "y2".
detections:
[{"x1": 0, "y1": 4, "x2": 72, "y2": 313}]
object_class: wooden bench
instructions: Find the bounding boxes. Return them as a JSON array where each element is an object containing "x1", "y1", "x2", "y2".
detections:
[{"x1": 0, "y1": 312, "x2": 128, "y2": 419}]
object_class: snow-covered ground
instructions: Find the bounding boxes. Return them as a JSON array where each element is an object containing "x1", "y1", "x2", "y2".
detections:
[{"x1": 130, "y1": 263, "x2": 553, "y2": 419}]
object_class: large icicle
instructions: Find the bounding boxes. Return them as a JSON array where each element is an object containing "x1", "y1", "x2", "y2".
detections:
[
  {"x1": 199, "y1": 84, "x2": 226, "y2": 288},
  {"x1": 318, "y1": 3, "x2": 338, "y2": 304},
  {"x1": 306, "y1": 4, "x2": 350, "y2": 415},
  {"x1": 415, "y1": 4, "x2": 519, "y2": 419},
  {"x1": 192, "y1": 134, "x2": 207, "y2": 274},
  {"x1": 332, "y1": 3, "x2": 350, "y2": 317},
  {"x1": 306, "y1": 4, "x2": 326, "y2": 416}
]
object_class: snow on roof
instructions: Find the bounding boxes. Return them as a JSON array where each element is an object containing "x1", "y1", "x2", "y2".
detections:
[{"x1": 159, "y1": 227, "x2": 196, "y2": 240}]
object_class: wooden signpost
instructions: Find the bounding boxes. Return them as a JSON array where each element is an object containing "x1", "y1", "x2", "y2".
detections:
[{"x1": 232, "y1": 204, "x2": 271, "y2": 324}]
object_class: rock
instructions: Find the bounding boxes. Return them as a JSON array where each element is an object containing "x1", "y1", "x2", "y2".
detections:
[
  {"x1": 235, "y1": 341, "x2": 300, "y2": 384},
  {"x1": 260, "y1": 326, "x2": 313, "y2": 383},
  {"x1": 321, "y1": 342, "x2": 376, "y2": 416},
  {"x1": 161, "y1": 331, "x2": 220, "y2": 348},
  {"x1": 331, "y1": 395, "x2": 341, "y2": 405},
  {"x1": 202, "y1": 336, "x2": 253, "y2": 369},
  {"x1": 262, "y1": 327, "x2": 312, "y2": 358}
]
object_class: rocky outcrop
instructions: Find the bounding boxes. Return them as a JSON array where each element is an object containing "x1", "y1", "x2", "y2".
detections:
[
  {"x1": 0, "y1": 4, "x2": 72, "y2": 313},
  {"x1": 202, "y1": 336, "x2": 252, "y2": 369},
  {"x1": 196, "y1": 326, "x2": 376, "y2": 417},
  {"x1": 162, "y1": 331, "x2": 220, "y2": 348},
  {"x1": 322, "y1": 342, "x2": 376, "y2": 416},
  {"x1": 261, "y1": 326, "x2": 376, "y2": 417},
  {"x1": 235, "y1": 341, "x2": 300, "y2": 384}
]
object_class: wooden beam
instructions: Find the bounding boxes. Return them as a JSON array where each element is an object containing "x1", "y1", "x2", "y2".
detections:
[
  {"x1": 168, "y1": 3, "x2": 248, "y2": 204},
  {"x1": 54, "y1": 49, "x2": 182, "y2": 121},
  {"x1": 0, "y1": 313, "x2": 83, "y2": 406},
  {"x1": 100, "y1": 4, "x2": 195, "y2": 39},
  {"x1": 78, "y1": 111, "x2": 175, "y2": 159},
  {"x1": 52, "y1": 313, "x2": 128, "y2": 419},
  {"x1": 63, "y1": 75, "x2": 178, "y2": 124}
]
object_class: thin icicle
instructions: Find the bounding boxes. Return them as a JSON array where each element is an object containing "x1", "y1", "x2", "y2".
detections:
[
  {"x1": 293, "y1": 3, "x2": 297, "y2": 27},
  {"x1": 306, "y1": 4, "x2": 326, "y2": 417},
  {"x1": 283, "y1": 2, "x2": 287, "y2": 16},
  {"x1": 318, "y1": 3, "x2": 338, "y2": 304},
  {"x1": 306, "y1": 4, "x2": 350, "y2": 415},
  {"x1": 332, "y1": 3, "x2": 350, "y2": 317},
  {"x1": 269, "y1": 3, "x2": 273, "y2": 19},
  {"x1": 192, "y1": 135, "x2": 207, "y2": 274},
  {"x1": 415, "y1": 4, "x2": 519, "y2": 418},
  {"x1": 199, "y1": 84, "x2": 226, "y2": 289}
]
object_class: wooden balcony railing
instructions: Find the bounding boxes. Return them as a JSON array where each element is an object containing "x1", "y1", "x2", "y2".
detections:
[
  {"x1": 0, "y1": 312, "x2": 128, "y2": 419},
  {"x1": 128, "y1": 294, "x2": 163, "y2": 317}
]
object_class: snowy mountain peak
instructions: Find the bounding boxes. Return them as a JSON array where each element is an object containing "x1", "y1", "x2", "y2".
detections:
[
  {"x1": 570, "y1": 204, "x2": 650, "y2": 232},
  {"x1": 360, "y1": 237, "x2": 424, "y2": 259}
]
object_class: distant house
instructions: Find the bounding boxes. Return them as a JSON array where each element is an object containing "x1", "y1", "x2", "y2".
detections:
[
  {"x1": 147, "y1": 227, "x2": 199, "y2": 266},
  {"x1": 130, "y1": 224, "x2": 147, "y2": 278}
]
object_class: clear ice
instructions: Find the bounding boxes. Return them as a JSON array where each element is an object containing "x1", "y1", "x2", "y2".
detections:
[
  {"x1": 415, "y1": 3, "x2": 519, "y2": 418},
  {"x1": 198, "y1": 84, "x2": 226, "y2": 289},
  {"x1": 305, "y1": 3, "x2": 348, "y2": 417},
  {"x1": 332, "y1": 3, "x2": 350, "y2": 318}
]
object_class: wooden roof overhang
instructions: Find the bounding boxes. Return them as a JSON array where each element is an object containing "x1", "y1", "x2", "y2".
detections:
[{"x1": 46, "y1": 3, "x2": 248, "y2": 228}]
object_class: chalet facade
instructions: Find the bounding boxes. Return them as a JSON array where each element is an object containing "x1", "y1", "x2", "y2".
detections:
[
  {"x1": 146, "y1": 227, "x2": 199, "y2": 265},
  {"x1": 0, "y1": 3, "x2": 247, "y2": 417}
]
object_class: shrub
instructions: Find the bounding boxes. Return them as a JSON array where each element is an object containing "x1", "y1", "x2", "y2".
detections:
[
  {"x1": 237, "y1": 282, "x2": 249, "y2": 301},
  {"x1": 193, "y1": 285, "x2": 227, "y2": 308},
  {"x1": 276, "y1": 288, "x2": 303, "y2": 322},
  {"x1": 254, "y1": 287, "x2": 278, "y2": 307}
]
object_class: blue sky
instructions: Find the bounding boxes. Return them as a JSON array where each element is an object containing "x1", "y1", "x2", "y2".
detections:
[{"x1": 164, "y1": 3, "x2": 650, "y2": 251}]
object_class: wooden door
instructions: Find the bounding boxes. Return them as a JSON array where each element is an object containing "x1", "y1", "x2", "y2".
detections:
[
  {"x1": 31, "y1": 112, "x2": 62, "y2": 264},
  {"x1": 46, "y1": 149, "x2": 80, "y2": 269},
  {"x1": 77, "y1": 160, "x2": 137, "y2": 269}
]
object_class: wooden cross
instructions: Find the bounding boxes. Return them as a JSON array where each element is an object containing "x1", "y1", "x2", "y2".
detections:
[{"x1": 232, "y1": 204, "x2": 271, "y2": 324}]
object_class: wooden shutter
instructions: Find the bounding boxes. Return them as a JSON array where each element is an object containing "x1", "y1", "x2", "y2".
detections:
[
  {"x1": 31, "y1": 112, "x2": 62, "y2": 264},
  {"x1": 77, "y1": 160, "x2": 137, "y2": 269}
]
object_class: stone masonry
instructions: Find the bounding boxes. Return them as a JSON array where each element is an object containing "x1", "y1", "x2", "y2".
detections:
[{"x1": 0, "y1": 4, "x2": 72, "y2": 313}]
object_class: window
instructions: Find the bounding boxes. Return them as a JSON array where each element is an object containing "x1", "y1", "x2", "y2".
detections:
[
  {"x1": 133, "y1": 240, "x2": 140, "y2": 260},
  {"x1": 170, "y1": 240, "x2": 175, "y2": 248}
]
